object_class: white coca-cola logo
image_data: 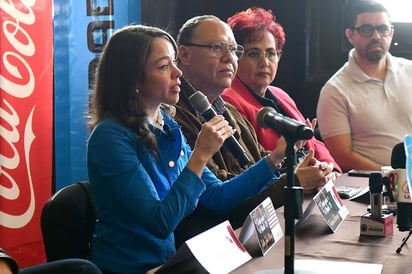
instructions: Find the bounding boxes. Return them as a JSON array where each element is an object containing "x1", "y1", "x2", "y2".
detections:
[{"x1": 1, "y1": 0, "x2": 36, "y2": 228}]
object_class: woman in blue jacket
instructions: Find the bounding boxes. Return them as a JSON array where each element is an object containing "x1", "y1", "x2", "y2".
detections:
[{"x1": 87, "y1": 24, "x2": 287, "y2": 274}]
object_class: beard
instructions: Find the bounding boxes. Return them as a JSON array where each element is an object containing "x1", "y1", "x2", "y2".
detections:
[{"x1": 365, "y1": 42, "x2": 387, "y2": 63}]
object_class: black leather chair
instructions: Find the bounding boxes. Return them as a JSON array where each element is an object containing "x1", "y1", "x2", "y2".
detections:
[{"x1": 41, "y1": 181, "x2": 96, "y2": 262}]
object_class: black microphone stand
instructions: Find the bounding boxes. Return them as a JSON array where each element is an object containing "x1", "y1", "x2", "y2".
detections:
[
  {"x1": 283, "y1": 136, "x2": 304, "y2": 274},
  {"x1": 396, "y1": 228, "x2": 412, "y2": 254},
  {"x1": 395, "y1": 202, "x2": 412, "y2": 254}
]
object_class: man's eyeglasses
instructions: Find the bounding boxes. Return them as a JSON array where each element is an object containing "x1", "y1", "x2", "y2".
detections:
[
  {"x1": 351, "y1": 24, "x2": 393, "y2": 38},
  {"x1": 244, "y1": 49, "x2": 281, "y2": 62},
  {"x1": 182, "y1": 43, "x2": 244, "y2": 60}
]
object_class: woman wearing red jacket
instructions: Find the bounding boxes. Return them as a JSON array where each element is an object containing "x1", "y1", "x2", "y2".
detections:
[{"x1": 222, "y1": 7, "x2": 341, "y2": 172}]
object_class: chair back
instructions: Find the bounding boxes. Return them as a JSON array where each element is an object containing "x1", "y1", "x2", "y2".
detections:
[{"x1": 41, "y1": 181, "x2": 96, "y2": 261}]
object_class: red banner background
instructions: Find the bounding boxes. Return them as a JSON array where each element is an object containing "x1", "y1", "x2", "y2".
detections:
[{"x1": 0, "y1": 1, "x2": 53, "y2": 267}]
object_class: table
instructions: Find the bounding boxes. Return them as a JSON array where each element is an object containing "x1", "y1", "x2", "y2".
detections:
[{"x1": 231, "y1": 174, "x2": 412, "y2": 274}]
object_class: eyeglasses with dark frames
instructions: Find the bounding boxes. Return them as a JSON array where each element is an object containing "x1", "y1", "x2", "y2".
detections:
[
  {"x1": 182, "y1": 43, "x2": 244, "y2": 60},
  {"x1": 351, "y1": 24, "x2": 393, "y2": 38},
  {"x1": 244, "y1": 49, "x2": 282, "y2": 62}
]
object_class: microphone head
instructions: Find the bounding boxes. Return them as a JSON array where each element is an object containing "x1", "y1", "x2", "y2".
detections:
[
  {"x1": 257, "y1": 107, "x2": 314, "y2": 140},
  {"x1": 188, "y1": 90, "x2": 211, "y2": 114},
  {"x1": 391, "y1": 142, "x2": 406, "y2": 169},
  {"x1": 369, "y1": 172, "x2": 383, "y2": 193},
  {"x1": 256, "y1": 107, "x2": 274, "y2": 129},
  {"x1": 298, "y1": 126, "x2": 314, "y2": 140}
]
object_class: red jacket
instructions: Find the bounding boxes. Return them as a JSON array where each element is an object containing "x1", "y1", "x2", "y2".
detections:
[{"x1": 222, "y1": 76, "x2": 341, "y2": 172}]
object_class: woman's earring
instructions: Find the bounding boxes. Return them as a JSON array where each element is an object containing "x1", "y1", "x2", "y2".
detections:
[{"x1": 136, "y1": 88, "x2": 140, "y2": 94}]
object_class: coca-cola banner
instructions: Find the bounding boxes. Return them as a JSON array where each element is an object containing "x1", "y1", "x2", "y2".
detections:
[
  {"x1": 54, "y1": 0, "x2": 141, "y2": 190},
  {"x1": 0, "y1": 0, "x2": 53, "y2": 267},
  {"x1": 1, "y1": 0, "x2": 141, "y2": 267}
]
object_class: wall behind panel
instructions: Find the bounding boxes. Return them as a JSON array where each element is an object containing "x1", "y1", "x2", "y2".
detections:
[{"x1": 54, "y1": 1, "x2": 141, "y2": 190}]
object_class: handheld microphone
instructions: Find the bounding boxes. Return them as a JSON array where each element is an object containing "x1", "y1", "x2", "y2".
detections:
[
  {"x1": 257, "y1": 107, "x2": 313, "y2": 140},
  {"x1": 369, "y1": 172, "x2": 383, "y2": 218},
  {"x1": 188, "y1": 91, "x2": 251, "y2": 167}
]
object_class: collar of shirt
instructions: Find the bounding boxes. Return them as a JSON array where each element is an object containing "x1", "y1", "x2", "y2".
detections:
[
  {"x1": 245, "y1": 84, "x2": 287, "y2": 116},
  {"x1": 211, "y1": 96, "x2": 227, "y2": 115}
]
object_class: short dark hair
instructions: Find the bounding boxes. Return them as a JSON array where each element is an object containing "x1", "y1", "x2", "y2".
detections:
[{"x1": 345, "y1": 0, "x2": 390, "y2": 29}]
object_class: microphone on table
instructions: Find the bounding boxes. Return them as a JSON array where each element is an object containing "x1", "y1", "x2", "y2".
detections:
[
  {"x1": 382, "y1": 176, "x2": 395, "y2": 203},
  {"x1": 391, "y1": 142, "x2": 406, "y2": 169},
  {"x1": 388, "y1": 142, "x2": 412, "y2": 232},
  {"x1": 188, "y1": 90, "x2": 251, "y2": 167},
  {"x1": 360, "y1": 172, "x2": 393, "y2": 237},
  {"x1": 390, "y1": 141, "x2": 412, "y2": 253},
  {"x1": 256, "y1": 107, "x2": 313, "y2": 140},
  {"x1": 381, "y1": 142, "x2": 404, "y2": 206},
  {"x1": 369, "y1": 173, "x2": 383, "y2": 218}
]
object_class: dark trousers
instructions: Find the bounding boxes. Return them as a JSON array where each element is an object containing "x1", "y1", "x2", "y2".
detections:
[{"x1": 19, "y1": 258, "x2": 102, "y2": 274}]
